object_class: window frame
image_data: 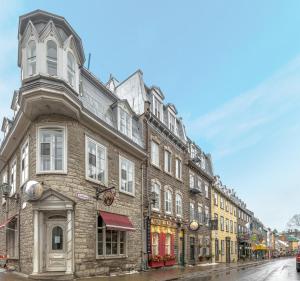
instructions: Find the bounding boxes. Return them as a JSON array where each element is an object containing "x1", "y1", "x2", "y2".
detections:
[
  {"x1": 27, "y1": 40, "x2": 37, "y2": 76},
  {"x1": 151, "y1": 141, "x2": 160, "y2": 167},
  {"x1": 175, "y1": 157, "x2": 182, "y2": 180},
  {"x1": 168, "y1": 111, "x2": 176, "y2": 134},
  {"x1": 20, "y1": 139, "x2": 29, "y2": 186},
  {"x1": 36, "y1": 125, "x2": 67, "y2": 174},
  {"x1": 175, "y1": 192, "x2": 183, "y2": 217},
  {"x1": 118, "y1": 106, "x2": 132, "y2": 139},
  {"x1": 151, "y1": 181, "x2": 161, "y2": 212},
  {"x1": 119, "y1": 155, "x2": 135, "y2": 196},
  {"x1": 164, "y1": 149, "x2": 172, "y2": 174},
  {"x1": 46, "y1": 39, "x2": 58, "y2": 76},
  {"x1": 190, "y1": 202, "x2": 195, "y2": 221},
  {"x1": 164, "y1": 187, "x2": 173, "y2": 215},
  {"x1": 67, "y1": 51, "x2": 76, "y2": 87},
  {"x1": 85, "y1": 135, "x2": 107, "y2": 185},
  {"x1": 152, "y1": 95, "x2": 163, "y2": 121}
]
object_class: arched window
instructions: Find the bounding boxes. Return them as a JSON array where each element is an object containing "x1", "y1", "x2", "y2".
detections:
[
  {"x1": 165, "y1": 234, "x2": 171, "y2": 255},
  {"x1": 52, "y1": 226, "x2": 63, "y2": 250},
  {"x1": 27, "y1": 40, "x2": 36, "y2": 76},
  {"x1": 47, "y1": 40, "x2": 57, "y2": 76},
  {"x1": 151, "y1": 181, "x2": 161, "y2": 211},
  {"x1": 152, "y1": 233, "x2": 159, "y2": 256},
  {"x1": 175, "y1": 193, "x2": 182, "y2": 217},
  {"x1": 67, "y1": 51, "x2": 75, "y2": 86},
  {"x1": 164, "y1": 188, "x2": 172, "y2": 214}
]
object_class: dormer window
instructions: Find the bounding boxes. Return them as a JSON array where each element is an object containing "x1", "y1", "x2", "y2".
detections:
[
  {"x1": 67, "y1": 51, "x2": 75, "y2": 86},
  {"x1": 47, "y1": 40, "x2": 57, "y2": 76},
  {"x1": 168, "y1": 112, "x2": 176, "y2": 133},
  {"x1": 153, "y1": 96, "x2": 162, "y2": 120},
  {"x1": 27, "y1": 40, "x2": 36, "y2": 76},
  {"x1": 119, "y1": 107, "x2": 132, "y2": 138}
]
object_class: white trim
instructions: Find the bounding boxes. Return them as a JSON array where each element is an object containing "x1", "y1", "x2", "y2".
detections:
[
  {"x1": 164, "y1": 186, "x2": 173, "y2": 215},
  {"x1": 151, "y1": 140, "x2": 160, "y2": 167},
  {"x1": 151, "y1": 179, "x2": 161, "y2": 212},
  {"x1": 36, "y1": 124, "x2": 67, "y2": 174},
  {"x1": 175, "y1": 191, "x2": 183, "y2": 218},
  {"x1": 20, "y1": 137, "x2": 29, "y2": 186},
  {"x1": 117, "y1": 105, "x2": 133, "y2": 139},
  {"x1": 85, "y1": 135, "x2": 108, "y2": 186},
  {"x1": 119, "y1": 155, "x2": 135, "y2": 196},
  {"x1": 9, "y1": 157, "x2": 17, "y2": 196}
]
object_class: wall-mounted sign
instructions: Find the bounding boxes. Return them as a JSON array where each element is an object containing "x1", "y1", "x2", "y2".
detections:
[
  {"x1": 76, "y1": 193, "x2": 90, "y2": 200},
  {"x1": 189, "y1": 220, "x2": 200, "y2": 231}
]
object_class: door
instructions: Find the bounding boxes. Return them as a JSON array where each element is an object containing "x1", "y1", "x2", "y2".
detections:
[
  {"x1": 190, "y1": 237, "x2": 195, "y2": 264},
  {"x1": 215, "y1": 239, "x2": 219, "y2": 262},
  {"x1": 179, "y1": 230, "x2": 185, "y2": 266},
  {"x1": 46, "y1": 220, "x2": 67, "y2": 271},
  {"x1": 226, "y1": 238, "x2": 231, "y2": 263}
]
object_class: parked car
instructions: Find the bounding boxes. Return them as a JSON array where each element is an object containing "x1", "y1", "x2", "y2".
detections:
[{"x1": 296, "y1": 250, "x2": 300, "y2": 272}]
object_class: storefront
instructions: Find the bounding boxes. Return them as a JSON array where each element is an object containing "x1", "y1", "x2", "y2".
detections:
[
  {"x1": 148, "y1": 218, "x2": 178, "y2": 268},
  {"x1": 252, "y1": 244, "x2": 268, "y2": 260},
  {"x1": 238, "y1": 233, "x2": 252, "y2": 260}
]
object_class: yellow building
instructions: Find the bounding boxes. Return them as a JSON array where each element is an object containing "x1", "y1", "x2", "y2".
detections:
[{"x1": 211, "y1": 183, "x2": 238, "y2": 263}]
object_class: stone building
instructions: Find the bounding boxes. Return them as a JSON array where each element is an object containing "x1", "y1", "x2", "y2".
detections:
[
  {"x1": 0, "y1": 10, "x2": 146, "y2": 279},
  {"x1": 186, "y1": 139, "x2": 214, "y2": 265}
]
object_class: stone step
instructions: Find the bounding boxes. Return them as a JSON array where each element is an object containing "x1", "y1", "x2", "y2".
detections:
[{"x1": 29, "y1": 272, "x2": 74, "y2": 280}]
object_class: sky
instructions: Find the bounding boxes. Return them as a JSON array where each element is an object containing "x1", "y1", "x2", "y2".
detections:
[{"x1": 1, "y1": 0, "x2": 300, "y2": 231}]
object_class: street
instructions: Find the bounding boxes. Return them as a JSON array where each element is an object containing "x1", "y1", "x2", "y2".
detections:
[
  {"x1": 0, "y1": 258, "x2": 298, "y2": 281},
  {"x1": 185, "y1": 257, "x2": 300, "y2": 281}
]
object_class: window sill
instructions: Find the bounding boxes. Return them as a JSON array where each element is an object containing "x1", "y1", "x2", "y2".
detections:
[
  {"x1": 164, "y1": 170, "x2": 173, "y2": 177},
  {"x1": 152, "y1": 208, "x2": 160, "y2": 213},
  {"x1": 150, "y1": 163, "x2": 161, "y2": 171},
  {"x1": 85, "y1": 177, "x2": 107, "y2": 187},
  {"x1": 175, "y1": 177, "x2": 183, "y2": 183},
  {"x1": 119, "y1": 190, "x2": 135, "y2": 197},
  {"x1": 96, "y1": 255, "x2": 127, "y2": 260},
  {"x1": 36, "y1": 170, "x2": 67, "y2": 175}
]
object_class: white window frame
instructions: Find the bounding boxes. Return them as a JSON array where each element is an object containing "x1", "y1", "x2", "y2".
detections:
[
  {"x1": 27, "y1": 40, "x2": 36, "y2": 76},
  {"x1": 118, "y1": 106, "x2": 132, "y2": 139},
  {"x1": 1, "y1": 170, "x2": 8, "y2": 205},
  {"x1": 37, "y1": 125, "x2": 67, "y2": 174},
  {"x1": 152, "y1": 95, "x2": 163, "y2": 121},
  {"x1": 151, "y1": 181, "x2": 161, "y2": 211},
  {"x1": 175, "y1": 192, "x2": 183, "y2": 217},
  {"x1": 46, "y1": 39, "x2": 58, "y2": 76},
  {"x1": 189, "y1": 172, "x2": 195, "y2": 189},
  {"x1": 119, "y1": 155, "x2": 135, "y2": 196},
  {"x1": 165, "y1": 233, "x2": 171, "y2": 255},
  {"x1": 198, "y1": 204, "x2": 203, "y2": 224},
  {"x1": 168, "y1": 111, "x2": 176, "y2": 134},
  {"x1": 175, "y1": 158, "x2": 182, "y2": 180},
  {"x1": 164, "y1": 149, "x2": 172, "y2": 174},
  {"x1": 67, "y1": 51, "x2": 76, "y2": 87},
  {"x1": 151, "y1": 141, "x2": 160, "y2": 167},
  {"x1": 164, "y1": 187, "x2": 173, "y2": 215},
  {"x1": 10, "y1": 158, "x2": 17, "y2": 196},
  {"x1": 204, "y1": 183, "x2": 209, "y2": 198},
  {"x1": 85, "y1": 135, "x2": 107, "y2": 185},
  {"x1": 20, "y1": 139, "x2": 29, "y2": 186},
  {"x1": 152, "y1": 233, "x2": 159, "y2": 256},
  {"x1": 214, "y1": 192, "x2": 218, "y2": 206}
]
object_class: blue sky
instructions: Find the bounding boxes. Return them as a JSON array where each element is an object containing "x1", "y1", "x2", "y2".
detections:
[{"x1": 1, "y1": 0, "x2": 300, "y2": 231}]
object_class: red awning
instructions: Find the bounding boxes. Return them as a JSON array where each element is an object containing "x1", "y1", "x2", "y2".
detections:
[
  {"x1": 99, "y1": 211, "x2": 135, "y2": 231},
  {"x1": 0, "y1": 215, "x2": 17, "y2": 230}
]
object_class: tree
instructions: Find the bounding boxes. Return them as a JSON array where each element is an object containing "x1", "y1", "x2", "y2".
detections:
[{"x1": 287, "y1": 214, "x2": 300, "y2": 229}]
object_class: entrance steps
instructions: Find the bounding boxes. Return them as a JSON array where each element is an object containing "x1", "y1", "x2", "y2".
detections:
[{"x1": 29, "y1": 272, "x2": 74, "y2": 280}]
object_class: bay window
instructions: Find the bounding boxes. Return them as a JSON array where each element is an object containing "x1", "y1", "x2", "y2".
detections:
[
  {"x1": 85, "y1": 136, "x2": 106, "y2": 183},
  {"x1": 151, "y1": 141, "x2": 159, "y2": 167},
  {"x1": 39, "y1": 127, "x2": 66, "y2": 173},
  {"x1": 20, "y1": 141, "x2": 29, "y2": 185},
  {"x1": 97, "y1": 216, "x2": 126, "y2": 257},
  {"x1": 164, "y1": 150, "x2": 172, "y2": 174},
  {"x1": 175, "y1": 193, "x2": 182, "y2": 217},
  {"x1": 119, "y1": 107, "x2": 132, "y2": 138},
  {"x1": 47, "y1": 40, "x2": 57, "y2": 76},
  {"x1": 27, "y1": 40, "x2": 36, "y2": 76},
  {"x1": 151, "y1": 182, "x2": 161, "y2": 211},
  {"x1": 164, "y1": 188, "x2": 172, "y2": 214},
  {"x1": 119, "y1": 156, "x2": 134, "y2": 195},
  {"x1": 67, "y1": 51, "x2": 75, "y2": 86}
]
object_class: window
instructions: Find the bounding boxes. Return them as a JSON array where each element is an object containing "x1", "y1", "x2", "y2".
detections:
[
  {"x1": 175, "y1": 158, "x2": 182, "y2": 179},
  {"x1": 189, "y1": 172, "x2": 195, "y2": 189},
  {"x1": 97, "y1": 216, "x2": 126, "y2": 257},
  {"x1": 196, "y1": 176, "x2": 202, "y2": 190},
  {"x1": 238, "y1": 210, "x2": 241, "y2": 218},
  {"x1": 1, "y1": 171, "x2": 7, "y2": 204},
  {"x1": 198, "y1": 204, "x2": 203, "y2": 224},
  {"x1": 220, "y1": 216, "x2": 224, "y2": 231},
  {"x1": 225, "y1": 219, "x2": 229, "y2": 232},
  {"x1": 220, "y1": 197, "x2": 224, "y2": 209},
  {"x1": 164, "y1": 188, "x2": 172, "y2": 214},
  {"x1": 119, "y1": 108, "x2": 132, "y2": 138},
  {"x1": 165, "y1": 234, "x2": 171, "y2": 255},
  {"x1": 119, "y1": 156, "x2": 134, "y2": 195},
  {"x1": 27, "y1": 40, "x2": 36, "y2": 76},
  {"x1": 190, "y1": 202, "x2": 195, "y2": 221},
  {"x1": 214, "y1": 192, "x2": 218, "y2": 205},
  {"x1": 47, "y1": 40, "x2": 57, "y2": 76},
  {"x1": 164, "y1": 150, "x2": 172, "y2": 174},
  {"x1": 225, "y1": 201, "x2": 229, "y2": 212},
  {"x1": 230, "y1": 220, "x2": 233, "y2": 233},
  {"x1": 85, "y1": 136, "x2": 106, "y2": 183},
  {"x1": 175, "y1": 193, "x2": 182, "y2": 217},
  {"x1": 230, "y1": 204, "x2": 233, "y2": 214},
  {"x1": 153, "y1": 96, "x2": 162, "y2": 120},
  {"x1": 20, "y1": 141, "x2": 29, "y2": 185},
  {"x1": 204, "y1": 184, "x2": 209, "y2": 198},
  {"x1": 205, "y1": 206, "x2": 209, "y2": 226},
  {"x1": 151, "y1": 182, "x2": 161, "y2": 211},
  {"x1": 10, "y1": 160, "x2": 17, "y2": 196},
  {"x1": 52, "y1": 226, "x2": 63, "y2": 250},
  {"x1": 221, "y1": 240, "x2": 225, "y2": 255},
  {"x1": 39, "y1": 127, "x2": 66, "y2": 173},
  {"x1": 7, "y1": 218, "x2": 18, "y2": 259},
  {"x1": 233, "y1": 207, "x2": 237, "y2": 217},
  {"x1": 151, "y1": 141, "x2": 159, "y2": 167},
  {"x1": 67, "y1": 51, "x2": 75, "y2": 86},
  {"x1": 234, "y1": 222, "x2": 237, "y2": 234},
  {"x1": 231, "y1": 241, "x2": 233, "y2": 254},
  {"x1": 168, "y1": 112, "x2": 176, "y2": 133},
  {"x1": 152, "y1": 233, "x2": 159, "y2": 255},
  {"x1": 201, "y1": 155, "x2": 206, "y2": 170}
]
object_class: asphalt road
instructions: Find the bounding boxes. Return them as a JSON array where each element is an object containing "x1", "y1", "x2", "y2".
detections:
[{"x1": 186, "y1": 257, "x2": 300, "y2": 281}]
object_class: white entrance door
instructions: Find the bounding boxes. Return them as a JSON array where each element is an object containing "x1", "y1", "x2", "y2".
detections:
[{"x1": 46, "y1": 220, "x2": 67, "y2": 271}]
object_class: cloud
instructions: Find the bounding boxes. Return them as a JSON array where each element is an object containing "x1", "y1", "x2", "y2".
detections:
[{"x1": 187, "y1": 54, "x2": 300, "y2": 159}]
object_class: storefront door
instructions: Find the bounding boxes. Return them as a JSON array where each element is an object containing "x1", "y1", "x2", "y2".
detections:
[
  {"x1": 190, "y1": 237, "x2": 195, "y2": 264},
  {"x1": 179, "y1": 230, "x2": 185, "y2": 266},
  {"x1": 46, "y1": 218, "x2": 67, "y2": 271},
  {"x1": 215, "y1": 239, "x2": 219, "y2": 262},
  {"x1": 226, "y1": 238, "x2": 231, "y2": 263}
]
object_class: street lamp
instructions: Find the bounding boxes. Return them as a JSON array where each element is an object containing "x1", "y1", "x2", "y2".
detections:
[{"x1": 0, "y1": 183, "x2": 12, "y2": 198}]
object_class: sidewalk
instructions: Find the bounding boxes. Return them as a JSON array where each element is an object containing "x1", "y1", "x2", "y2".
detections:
[{"x1": 76, "y1": 259, "x2": 272, "y2": 281}]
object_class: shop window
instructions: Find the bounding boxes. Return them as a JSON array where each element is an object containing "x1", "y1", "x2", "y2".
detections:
[
  {"x1": 38, "y1": 127, "x2": 66, "y2": 173},
  {"x1": 97, "y1": 216, "x2": 126, "y2": 257},
  {"x1": 52, "y1": 226, "x2": 63, "y2": 250},
  {"x1": 152, "y1": 233, "x2": 159, "y2": 256},
  {"x1": 85, "y1": 136, "x2": 106, "y2": 184},
  {"x1": 165, "y1": 234, "x2": 171, "y2": 255},
  {"x1": 119, "y1": 156, "x2": 135, "y2": 195}
]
